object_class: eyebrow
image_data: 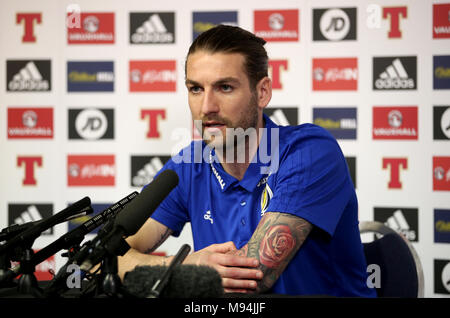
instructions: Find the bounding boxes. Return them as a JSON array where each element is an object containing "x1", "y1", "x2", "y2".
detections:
[{"x1": 185, "y1": 77, "x2": 241, "y2": 87}]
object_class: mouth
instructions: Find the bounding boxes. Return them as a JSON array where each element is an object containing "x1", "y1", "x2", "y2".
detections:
[{"x1": 203, "y1": 121, "x2": 226, "y2": 129}]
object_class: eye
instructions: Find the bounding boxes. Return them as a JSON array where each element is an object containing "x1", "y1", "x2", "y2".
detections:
[
  {"x1": 188, "y1": 86, "x2": 202, "y2": 94},
  {"x1": 220, "y1": 84, "x2": 233, "y2": 92}
]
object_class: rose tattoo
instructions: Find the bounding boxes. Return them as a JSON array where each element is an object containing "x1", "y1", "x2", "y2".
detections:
[{"x1": 259, "y1": 224, "x2": 296, "y2": 268}]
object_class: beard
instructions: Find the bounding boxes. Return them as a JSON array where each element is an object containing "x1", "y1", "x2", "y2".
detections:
[{"x1": 195, "y1": 94, "x2": 259, "y2": 156}]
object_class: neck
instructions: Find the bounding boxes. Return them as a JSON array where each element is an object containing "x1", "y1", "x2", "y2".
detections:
[{"x1": 215, "y1": 116, "x2": 265, "y2": 181}]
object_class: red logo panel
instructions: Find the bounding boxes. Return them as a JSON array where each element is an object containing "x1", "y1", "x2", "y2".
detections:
[
  {"x1": 67, "y1": 155, "x2": 115, "y2": 186},
  {"x1": 254, "y1": 9, "x2": 299, "y2": 42},
  {"x1": 312, "y1": 58, "x2": 358, "y2": 91},
  {"x1": 433, "y1": 156, "x2": 450, "y2": 191},
  {"x1": 8, "y1": 107, "x2": 53, "y2": 139},
  {"x1": 433, "y1": 4, "x2": 450, "y2": 39},
  {"x1": 67, "y1": 12, "x2": 115, "y2": 44},
  {"x1": 373, "y1": 106, "x2": 418, "y2": 140},
  {"x1": 129, "y1": 60, "x2": 176, "y2": 92},
  {"x1": 34, "y1": 253, "x2": 55, "y2": 281}
]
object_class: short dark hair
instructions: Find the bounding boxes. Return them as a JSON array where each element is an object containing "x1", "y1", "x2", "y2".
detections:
[{"x1": 185, "y1": 24, "x2": 268, "y2": 90}]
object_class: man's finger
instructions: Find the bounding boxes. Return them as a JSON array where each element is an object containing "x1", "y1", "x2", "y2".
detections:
[
  {"x1": 212, "y1": 253, "x2": 260, "y2": 268},
  {"x1": 222, "y1": 277, "x2": 258, "y2": 291},
  {"x1": 220, "y1": 266, "x2": 263, "y2": 280},
  {"x1": 224, "y1": 288, "x2": 251, "y2": 294},
  {"x1": 208, "y1": 241, "x2": 237, "y2": 253}
]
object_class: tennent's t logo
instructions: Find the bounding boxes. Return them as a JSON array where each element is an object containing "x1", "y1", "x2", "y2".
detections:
[
  {"x1": 382, "y1": 157, "x2": 408, "y2": 189},
  {"x1": 268, "y1": 60, "x2": 288, "y2": 90},
  {"x1": 141, "y1": 109, "x2": 166, "y2": 138},
  {"x1": 382, "y1": 6, "x2": 407, "y2": 38},
  {"x1": 16, "y1": 13, "x2": 42, "y2": 42},
  {"x1": 17, "y1": 156, "x2": 42, "y2": 185}
]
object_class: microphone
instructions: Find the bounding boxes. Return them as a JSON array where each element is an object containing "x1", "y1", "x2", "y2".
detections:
[
  {"x1": 123, "y1": 264, "x2": 224, "y2": 298},
  {"x1": 79, "y1": 169, "x2": 179, "y2": 272},
  {"x1": 0, "y1": 197, "x2": 91, "y2": 256},
  {"x1": 0, "y1": 192, "x2": 139, "y2": 288},
  {"x1": 148, "y1": 244, "x2": 191, "y2": 298},
  {"x1": 38, "y1": 192, "x2": 138, "y2": 295},
  {"x1": 34, "y1": 191, "x2": 138, "y2": 266},
  {"x1": 0, "y1": 205, "x2": 92, "y2": 243}
]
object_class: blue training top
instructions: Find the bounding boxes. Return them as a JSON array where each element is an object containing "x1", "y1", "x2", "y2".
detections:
[{"x1": 149, "y1": 114, "x2": 377, "y2": 297}]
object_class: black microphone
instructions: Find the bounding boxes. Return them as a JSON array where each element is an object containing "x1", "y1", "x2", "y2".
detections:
[
  {"x1": 80, "y1": 169, "x2": 179, "y2": 272},
  {"x1": 40, "y1": 192, "x2": 139, "y2": 296},
  {"x1": 0, "y1": 192, "x2": 139, "y2": 288},
  {"x1": 35, "y1": 191, "x2": 138, "y2": 266},
  {"x1": 123, "y1": 264, "x2": 224, "y2": 298},
  {"x1": 0, "y1": 197, "x2": 91, "y2": 256},
  {"x1": 0, "y1": 205, "x2": 92, "y2": 243},
  {"x1": 148, "y1": 244, "x2": 191, "y2": 298}
]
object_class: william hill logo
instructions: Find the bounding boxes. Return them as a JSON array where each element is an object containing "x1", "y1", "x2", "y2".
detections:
[
  {"x1": 434, "y1": 55, "x2": 450, "y2": 89},
  {"x1": 67, "y1": 61, "x2": 114, "y2": 92},
  {"x1": 313, "y1": 107, "x2": 357, "y2": 140},
  {"x1": 435, "y1": 209, "x2": 450, "y2": 243},
  {"x1": 192, "y1": 11, "x2": 238, "y2": 39}
]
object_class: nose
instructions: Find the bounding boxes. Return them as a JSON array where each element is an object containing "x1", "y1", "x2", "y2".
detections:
[{"x1": 201, "y1": 88, "x2": 219, "y2": 116}]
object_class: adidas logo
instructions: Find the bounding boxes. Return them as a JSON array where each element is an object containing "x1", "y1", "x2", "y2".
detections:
[
  {"x1": 374, "y1": 58, "x2": 415, "y2": 89},
  {"x1": 14, "y1": 205, "x2": 51, "y2": 235},
  {"x1": 131, "y1": 14, "x2": 174, "y2": 43},
  {"x1": 385, "y1": 209, "x2": 417, "y2": 241},
  {"x1": 8, "y1": 61, "x2": 49, "y2": 91},
  {"x1": 132, "y1": 157, "x2": 164, "y2": 187},
  {"x1": 269, "y1": 109, "x2": 291, "y2": 126}
]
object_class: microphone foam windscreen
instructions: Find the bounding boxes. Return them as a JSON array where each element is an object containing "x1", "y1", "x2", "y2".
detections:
[
  {"x1": 123, "y1": 264, "x2": 224, "y2": 298},
  {"x1": 115, "y1": 169, "x2": 179, "y2": 235}
]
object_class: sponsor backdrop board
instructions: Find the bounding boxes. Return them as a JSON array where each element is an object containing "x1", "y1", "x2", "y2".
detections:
[{"x1": 0, "y1": 0, "x2": 449, "y2": 297}]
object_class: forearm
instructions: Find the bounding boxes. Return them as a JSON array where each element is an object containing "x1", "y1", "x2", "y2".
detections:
[
  {"x1": 234, "y1": 212, "x2": 313, "y2": 293},
  {"x1": 234, "y1": 243, "x2": 276, "y2": 294},
  {"x1": 118, "y1": 248, "x2": 173, "y2": 280},
  {"x1": 118, "y1": 219, "x2": 174, "y2": 279}
]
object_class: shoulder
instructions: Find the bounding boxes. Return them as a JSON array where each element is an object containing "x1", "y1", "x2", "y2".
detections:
[
  {"x1": 270, "y1": 123, "x2": 348, "y2": 187},
  {"x1": 279, "y1": 123, "x2": 338, "y2": 150},
  {"x1": 276, "y1": 123, "x2": 343, "y2": 164}
]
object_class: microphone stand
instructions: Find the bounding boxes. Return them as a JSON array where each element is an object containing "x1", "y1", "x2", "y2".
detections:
[
  {"x1": 100, "y1": 253, "x2": 121, "y2": 297},
  {"x1": 0, "y1": 234, "x2": 43, "y2": 297},
  {"x1": 17, "y1": 247, "x2": 43, "y2": 297},
  {"x1": 79, "y1": 235, "x2": 131, "y2": 298},
  {"x1": 0, "y1": 249, "x2": 16, "y2": 288}
]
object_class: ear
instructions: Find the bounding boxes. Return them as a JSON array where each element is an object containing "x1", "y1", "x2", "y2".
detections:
[{"x1": 255, "y1": 76, "x2": 272, "y2": 110}]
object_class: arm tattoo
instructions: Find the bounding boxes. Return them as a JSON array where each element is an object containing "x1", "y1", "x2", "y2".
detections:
[
  {"x1": 143, "y1": 227, "x2": 172, "y2": 255},
  {"x1": 242, "y1": 212, "x2": 312, "y2": 293}
]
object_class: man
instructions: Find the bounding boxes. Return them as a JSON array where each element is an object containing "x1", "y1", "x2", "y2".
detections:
[{"x1": 118, "y1": 25, "x2": 376, "y2": 297}]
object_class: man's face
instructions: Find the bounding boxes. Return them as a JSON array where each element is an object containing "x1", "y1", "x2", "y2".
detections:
[{"x1": 185, "y1": 51, "x2": 259, "y2": 150}]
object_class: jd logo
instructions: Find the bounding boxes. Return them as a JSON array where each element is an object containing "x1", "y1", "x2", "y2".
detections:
[{"x1": 69, "y1": 108, "x2": 114, "y2": 140}]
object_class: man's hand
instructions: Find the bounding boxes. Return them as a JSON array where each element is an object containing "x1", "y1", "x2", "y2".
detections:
[{"x1": 183, "y1": 241, "x2": 263, "y2": 293}]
